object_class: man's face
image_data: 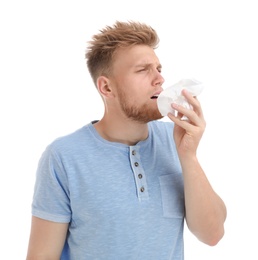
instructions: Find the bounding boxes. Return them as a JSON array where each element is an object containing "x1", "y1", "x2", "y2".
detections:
[{"x1": 109, "y1": 45, "x2": 165, "y2": 123}]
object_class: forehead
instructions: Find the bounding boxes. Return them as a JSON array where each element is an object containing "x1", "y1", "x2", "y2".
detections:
[{"x1": 113, "y1": 45, "x2": 160, "y2": 69}]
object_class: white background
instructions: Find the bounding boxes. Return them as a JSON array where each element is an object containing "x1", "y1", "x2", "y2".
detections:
[{"x1": 1, "y1": 0, "x2": 258, "y2": 259}]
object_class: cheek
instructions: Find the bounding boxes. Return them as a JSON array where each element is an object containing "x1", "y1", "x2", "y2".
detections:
[{"x1": 116, "y1": 78, "x2": 148, "y2": 102}]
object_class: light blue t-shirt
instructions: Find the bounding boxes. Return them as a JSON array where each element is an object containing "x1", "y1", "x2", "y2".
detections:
[{"x1": 32, "y1": 120, "x2": 185, "y2": 260}]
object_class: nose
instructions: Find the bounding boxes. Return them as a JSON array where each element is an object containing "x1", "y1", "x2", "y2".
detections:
[{"x1": 152, "y1": 71, "x2": 165, "y2": 87}]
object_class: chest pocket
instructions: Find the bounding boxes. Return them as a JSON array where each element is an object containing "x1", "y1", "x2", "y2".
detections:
[{"x1": 159, "y1": 174, "x2": 185, "y2": 218}]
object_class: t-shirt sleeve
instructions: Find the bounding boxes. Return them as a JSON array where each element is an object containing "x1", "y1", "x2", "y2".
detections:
[{"x1": 31, "y1": 144, "x2": 71, "y2": 223}]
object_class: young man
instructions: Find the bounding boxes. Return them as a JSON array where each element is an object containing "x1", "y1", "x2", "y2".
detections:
[{"x1": 26, "y1": 21, "x2": 227, "y2": 259}]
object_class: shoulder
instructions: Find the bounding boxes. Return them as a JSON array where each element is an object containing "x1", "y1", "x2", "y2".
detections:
[
  {"x1": 148, "y1": 120, "x2": 174, "y2": 134},
  {"x1": 43, "y1": 123, "x2": 94, "y2": 158},
  {"x1": 147, "y1": 120, "x2": 179, "y2": 161},
  {"x1": 147, "y1": 120, "x2": 176, "y2": 146}
]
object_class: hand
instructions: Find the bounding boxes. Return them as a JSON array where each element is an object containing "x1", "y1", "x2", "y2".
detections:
[{"x1": 167, "y1": 89, "x2": 206, "y2": 157}]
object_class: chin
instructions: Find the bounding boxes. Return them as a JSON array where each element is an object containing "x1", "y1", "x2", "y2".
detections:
[
  {"x1": 152, "y1": 110, "x2": 163, "y2": 120},
  {"x1": 144, "y1": 112, "x2": 164, "y2": 123}
]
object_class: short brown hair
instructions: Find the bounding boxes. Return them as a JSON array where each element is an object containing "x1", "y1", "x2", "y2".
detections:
[{"x1": 85, "y1": 21, "x2": 160, "y2": 86}]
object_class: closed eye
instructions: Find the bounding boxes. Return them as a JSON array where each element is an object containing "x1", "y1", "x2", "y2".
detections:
[
  {"x1": 137, "y1": 68, "x2": 147, "y2": 72},
  {"x1": 157, "y1": 65, "x2": 162, "y2": 73},
  {"x1": 135, "y1": 64, "x2": 162, "y2": 73}
]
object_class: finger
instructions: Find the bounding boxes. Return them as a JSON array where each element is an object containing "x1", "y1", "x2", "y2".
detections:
[
  {"x1": 167, "y1": 111, "x2": 195, "y2": 133},
  {"x1": 171, "y1": 103, "x2": 200, "y2": 125},
  {"x1": 168, "y1": 106, "x2": 206, "y2": 138},
  {"x1": 181, "y1": 89, "x2": 204, "y2": 118}
]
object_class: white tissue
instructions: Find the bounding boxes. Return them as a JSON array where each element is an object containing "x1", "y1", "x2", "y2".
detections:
[{"x1": 157, "y1": 78, "x2": 204, "y2": 118}]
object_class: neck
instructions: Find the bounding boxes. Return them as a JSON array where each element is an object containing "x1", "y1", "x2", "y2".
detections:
[{"x1": 93, "y1": 117, "x2": 149, "y2": 146}]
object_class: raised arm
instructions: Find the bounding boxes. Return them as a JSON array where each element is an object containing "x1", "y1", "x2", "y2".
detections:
[
  {"x1": 26, "y1": 216, "x2": 69, "y2": 259},
  {"x1": 168, "y1": 89, "x2": 227, "y2": 246}
]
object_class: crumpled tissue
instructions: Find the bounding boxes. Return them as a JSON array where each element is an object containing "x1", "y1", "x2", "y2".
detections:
[{"x1": 157, "y1": 78, "x2": 204, "y2": 119}]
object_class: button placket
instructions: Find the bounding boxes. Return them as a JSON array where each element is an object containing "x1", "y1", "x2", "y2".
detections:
[{"x1": 129, "y1": 146, "x2": 149, "y2": 201}]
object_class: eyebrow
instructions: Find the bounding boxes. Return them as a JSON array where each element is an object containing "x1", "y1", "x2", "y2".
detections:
[{"x1": 135, "y1": 63, "x2": 162, "y2": 69}]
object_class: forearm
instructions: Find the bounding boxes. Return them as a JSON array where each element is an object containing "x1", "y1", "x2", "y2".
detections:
[{"x1": 181, "y1": 155, "x2": 227, "y2": 246}]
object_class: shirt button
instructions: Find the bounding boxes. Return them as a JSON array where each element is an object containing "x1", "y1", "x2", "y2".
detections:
[
  {"x1": 132, "y1": 150, "x2": 136, "y2": 155},
  {"x1": 138, "y1": 174, "x2": 143, "y2": 179},
  {"x1": 134, "y1": 162, "x2": 139, "y2": 167},
  {"x1": 140, "y1": 187, "x2": 145, "y2": 192}
]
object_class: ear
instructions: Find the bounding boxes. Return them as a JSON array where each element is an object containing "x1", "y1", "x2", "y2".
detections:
[{"x1": 97, "y1": 76, "x2": 114, "y2": 98}]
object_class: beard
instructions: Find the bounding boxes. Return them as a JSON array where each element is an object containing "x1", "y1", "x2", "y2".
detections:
[{"x1": 117, "y1": 89, "x2": 163, "y2": 123}]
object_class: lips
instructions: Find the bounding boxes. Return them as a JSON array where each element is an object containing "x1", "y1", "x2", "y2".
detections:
[{"x1": 150, "y1": 91, "x2": 162, "y2": 99}]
